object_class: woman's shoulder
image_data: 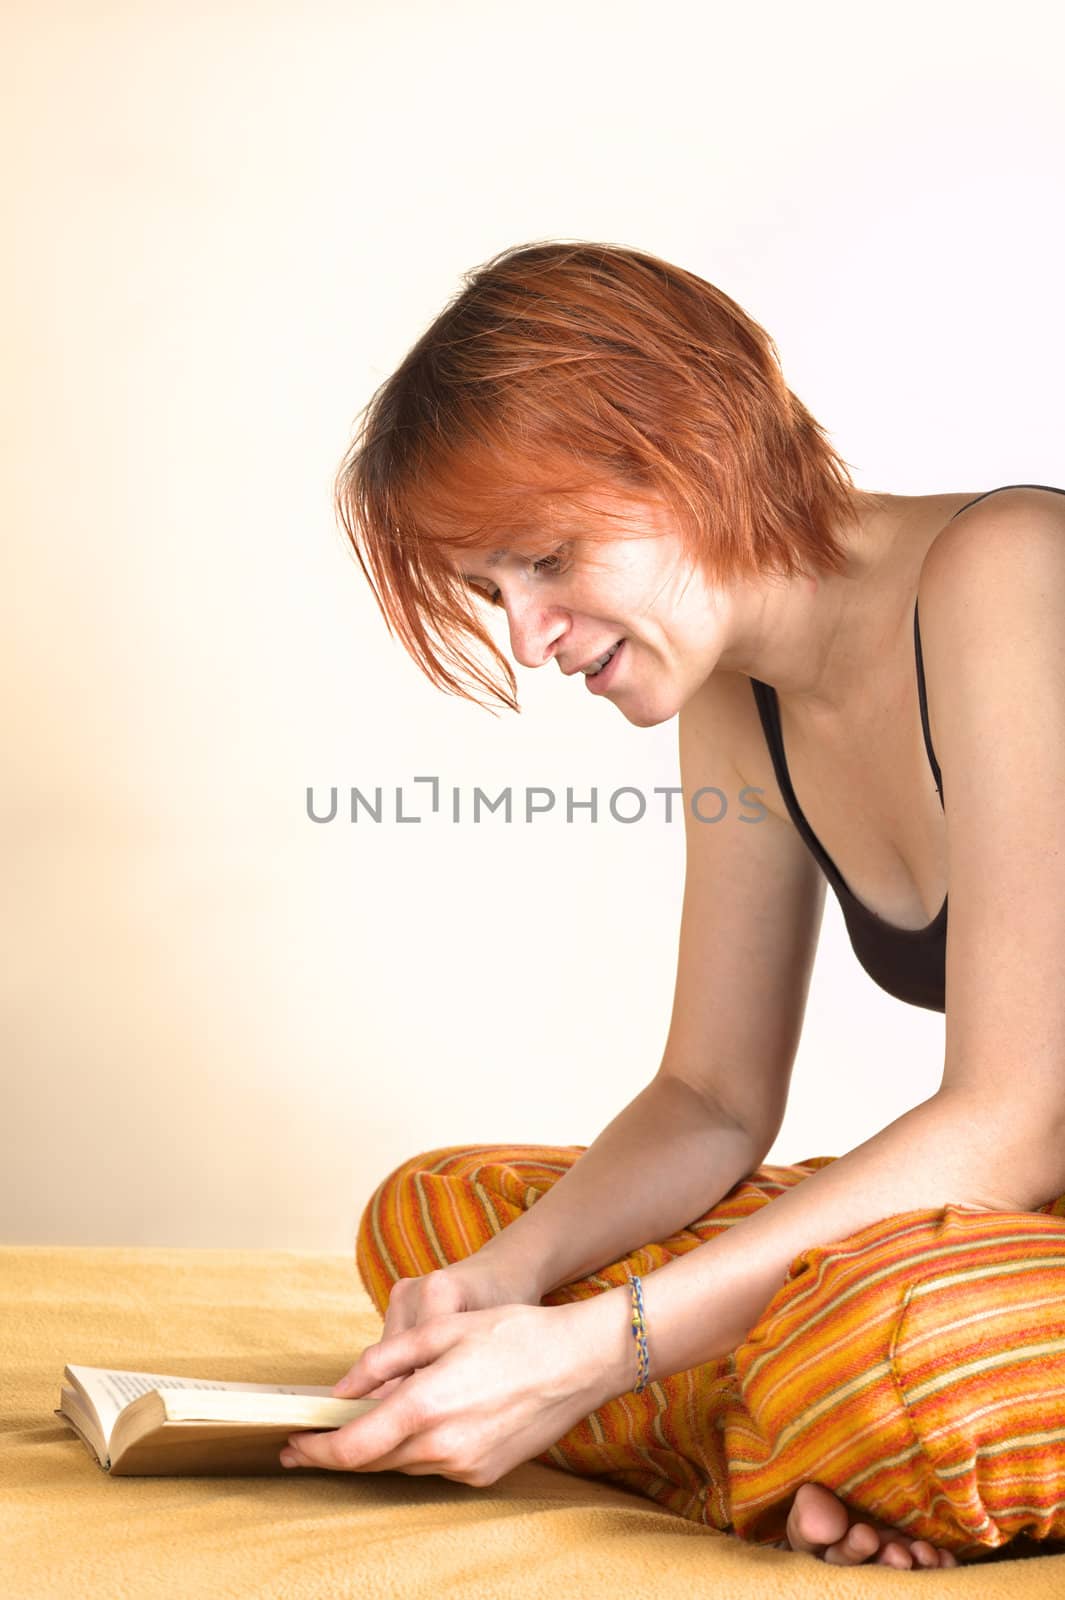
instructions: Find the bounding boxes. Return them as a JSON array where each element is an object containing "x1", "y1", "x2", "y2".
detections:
[
  {"x1": 881, "y1": 485, "x2": 1065, "y2": 568},
  {"x1": 919, "y1": 483, "x2": 1065, "y2": 565},
  {"x1": 916, "y1": 483, "x2": 1065, "y2": 637},
  {"x1": 879, "y1": 485, "x2": 1065, "y2": 638}
]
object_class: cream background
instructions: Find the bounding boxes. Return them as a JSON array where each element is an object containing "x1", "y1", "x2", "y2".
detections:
[{"x1": 3, "y1": 0, "x2": 1062, "y2": 1248}]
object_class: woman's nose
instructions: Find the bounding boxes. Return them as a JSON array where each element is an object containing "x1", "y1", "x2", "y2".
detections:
[{"x1": 505, "y1": 596, "x2": 568, "y2": 670}]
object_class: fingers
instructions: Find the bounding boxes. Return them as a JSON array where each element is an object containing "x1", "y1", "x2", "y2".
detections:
[
  {"x1": 332, "y1": 1275, "x2": 453, "y2": 1396},
  {"x1": 283, "y1": 1391, "x2": 427, "y2": 1472},
  {"x1": 361, "y1": 1375, "x2": 406, "y2": 1399},
  {"x1": 301, "y1": 1317, "x2": 471, "y2": 1470},
  {"x1": 282, "y1": 1390, "x2": 476, "y2": 1477},
  {"x1": 380, "y1": 1281, "x2": 418, "y2": 1342},
  {"x1": 333, "y1": 1314, "x2": 456, "y2": 1398}
]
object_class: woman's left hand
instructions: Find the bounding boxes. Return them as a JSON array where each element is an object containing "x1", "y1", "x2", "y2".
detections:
[{"x1": 279, "y1": 1290, "x2": 630, "y2": 1486}]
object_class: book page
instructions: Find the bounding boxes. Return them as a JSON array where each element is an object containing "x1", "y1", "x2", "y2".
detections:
[{"x1": 66, "y1": 1364, "x2": 340, "y2": 1446}]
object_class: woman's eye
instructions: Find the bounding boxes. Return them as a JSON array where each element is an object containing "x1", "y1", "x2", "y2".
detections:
[
  {"x1": 531, "y1": 544, "x2": 571, "y2": 576},
  {"x1": 465, "y1": 546, "x2": 567, "y2": 607},
  {"x1": 467, "y1": 579, "x2": 503, "y2": 605}
]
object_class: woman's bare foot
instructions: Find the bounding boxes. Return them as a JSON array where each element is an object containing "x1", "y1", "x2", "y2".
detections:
[{"x1": 785, "y1": 1482, "x2": 960, "y2": 1568}]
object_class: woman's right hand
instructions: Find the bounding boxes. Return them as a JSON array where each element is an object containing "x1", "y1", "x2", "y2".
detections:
[{"x1": 343, "y1": 1256, "x2": 544, "y2": 1399}]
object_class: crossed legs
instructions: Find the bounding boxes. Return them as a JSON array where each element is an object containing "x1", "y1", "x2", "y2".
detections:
[{"x1": 356, "y1": 1143, "x2": 1065, "y2": 1561}]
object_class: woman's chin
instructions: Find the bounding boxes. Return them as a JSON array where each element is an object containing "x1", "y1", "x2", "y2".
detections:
[{"x1": 618, "y1": 696, "x2": 675, "y2": 730}]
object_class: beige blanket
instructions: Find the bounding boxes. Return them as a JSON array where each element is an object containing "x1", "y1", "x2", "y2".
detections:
[{"x1": 3, "y1": 1244, "x2": 1063, "y2": 1597}]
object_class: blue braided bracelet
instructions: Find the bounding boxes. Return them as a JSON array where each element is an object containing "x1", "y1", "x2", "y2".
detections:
[{"x1": 627, "y1": 1271, "x2": 650, "y2": 1394}]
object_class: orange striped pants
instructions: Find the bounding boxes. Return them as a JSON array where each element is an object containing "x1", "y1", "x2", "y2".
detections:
[{"x1": 355, "y1": 1144, "x2": 1065, "y2": 1559}]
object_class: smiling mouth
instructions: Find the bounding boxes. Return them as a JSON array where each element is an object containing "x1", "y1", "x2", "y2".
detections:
[
  {"x1": 583, "y1": 638, "x2": 625, "y2": 693},
  {"x1": 581, "y1": 639, "x2": 624, "y2": 677}
]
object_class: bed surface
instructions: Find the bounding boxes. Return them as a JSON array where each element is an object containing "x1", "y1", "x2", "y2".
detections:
[{"x1": 3, "y1": 1242, "x2": 1064, "y2": 1598}]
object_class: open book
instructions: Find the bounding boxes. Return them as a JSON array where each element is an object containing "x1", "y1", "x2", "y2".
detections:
[{"x1": 56, "y1": 1364, "x2": 381, "y2": 1475}]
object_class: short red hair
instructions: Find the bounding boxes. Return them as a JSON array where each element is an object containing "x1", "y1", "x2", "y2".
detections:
[{"x1": 334, "y1": 239, "x2": 861, "y2": 714}]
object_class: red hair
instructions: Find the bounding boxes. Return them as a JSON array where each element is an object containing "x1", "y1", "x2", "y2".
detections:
[{"x1": 334, "y1": 238, "x2": 862, "y2": 714}]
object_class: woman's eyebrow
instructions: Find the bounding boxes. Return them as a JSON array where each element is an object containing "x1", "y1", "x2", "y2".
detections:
[{"x1": 460, "y1": 549, "x2": 508, "y2": 579}]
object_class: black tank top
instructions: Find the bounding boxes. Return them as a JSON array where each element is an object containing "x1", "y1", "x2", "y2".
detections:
[{"x1": 749, "y1": 483, "x2": 1065, "y2": 1013}]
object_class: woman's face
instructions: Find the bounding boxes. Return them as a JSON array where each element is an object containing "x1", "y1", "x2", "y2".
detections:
[{"x1": 445, "y1": 495, "x2": 727, "y2": 727}]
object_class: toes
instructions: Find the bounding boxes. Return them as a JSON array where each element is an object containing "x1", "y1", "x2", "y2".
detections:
[
  {"x1": 785, "y1": 1482, "x2": 850, "y2": 1553},
  {"x1": 824, "y1": 1523, "x2": 880, "y2": 1564},
  {"x1": 780, "y1": 1483, "x2": 963, "y2": 1568},
  {"x1": 909, "y1": 1541, "x2": 940, "y2": 1568},
  {"x1": 876, "y1": 1541, "x2": 915, "y2": 1569},
  {"x1": 905, "y1": 1539, "x2": 961, "y2": 1569},
  {"x1": 845, "y1": 1523, "x2": 881, "y2": 1560}
]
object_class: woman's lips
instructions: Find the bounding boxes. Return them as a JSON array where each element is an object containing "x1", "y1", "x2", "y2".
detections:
[{"x1": 584, "y1": 638, "x2": 625, "y2": 694}]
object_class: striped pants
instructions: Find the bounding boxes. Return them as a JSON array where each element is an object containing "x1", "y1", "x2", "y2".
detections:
[{"x1": 355, "y1": 1144, "x2": 1065, "y2": 1559}]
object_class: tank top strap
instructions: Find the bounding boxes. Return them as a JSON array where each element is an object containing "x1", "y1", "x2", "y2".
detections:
[
  {"x1": 748, "y1": 676, "x2": 845, "y2": 890},
  {"x1": 913, "y1": 597, "x2": 943, "y2": 807}
]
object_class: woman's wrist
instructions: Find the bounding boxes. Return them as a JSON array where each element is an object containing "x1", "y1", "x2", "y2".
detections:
[
  {"x1": 471, "y1": 1236, "x2": 550, "y2": 1303},
  {"x1": 566, "y1": 1283, "x2": 646, "y2": 1412}
]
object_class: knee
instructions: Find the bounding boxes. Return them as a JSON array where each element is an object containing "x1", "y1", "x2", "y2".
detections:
[
  {"x1": 354, "y1": 1144, "x2": 518, "y2": 1308},
  {"x1": 727, "y1": 1204, "x2": 1065, "y2": 1550},
  {"x1": 886, "y1": 1208, "x2": 1065, "y2": 1547},
  {"x1": 736, "y1": 1204, "x2": 1065, "y2": 1414},
  {"x1": 730, "y1": 1208, "x2": 947, "y2": 1444},
  {"x1": 360, "y1": 1144, "x2": 473, "y2": 1211},
  {"x1": 355, "y1": 1144, "x2": 480, "y2": 1258}
]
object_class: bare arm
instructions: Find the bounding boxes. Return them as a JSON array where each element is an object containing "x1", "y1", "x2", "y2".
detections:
[
  {"x1": 585, "y1": 1086, "x2": 1065, "y2": 1400},
  {"x1": 474, "y1": 1074, "x2": 766, "y2": 1299},
  {"x1": 476, "y1": 671, "x2": 824, "y2": 1304}
]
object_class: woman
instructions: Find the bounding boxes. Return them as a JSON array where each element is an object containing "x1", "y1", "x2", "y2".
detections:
[{"x1": 281, "y1": 240, "x2": 1065, "y2": 1568}]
